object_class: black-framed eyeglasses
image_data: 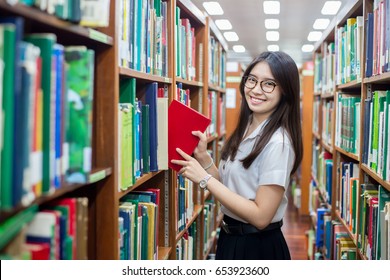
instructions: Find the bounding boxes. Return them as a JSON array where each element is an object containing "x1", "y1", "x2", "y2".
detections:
[{"x1": 243, "y1": 76, "x2": 277, "y2": 93}]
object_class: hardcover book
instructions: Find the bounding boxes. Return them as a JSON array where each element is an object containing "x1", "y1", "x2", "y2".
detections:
[{"x1": 168, "y1": 99, "x2": 210, "y2": 172}]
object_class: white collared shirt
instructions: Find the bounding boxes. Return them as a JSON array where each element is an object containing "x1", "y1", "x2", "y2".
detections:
[{"x1": 218, "y1": 120, "x2": 295, "y2": 223}]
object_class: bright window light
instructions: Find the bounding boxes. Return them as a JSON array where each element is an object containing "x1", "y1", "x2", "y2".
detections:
[
  {"x1": 203, "y1": 2, "x2": 224, "y2": 15},
  {"x1": 223, "y1": 31, "x2": 239, "y2": 41},
  {"x1": 302, "y1": 44, "x2": 314, "y2": 52},
  {"x1": 267, "y1": 45, "x2": 279, "y2": 51},
  {"x1": 313, "y1": 18, "x2": 330, "y2": 30},
  {"x1": 265, "y1": 19, "x2": 279, "y2": 29},
  {"x1": 321, "y1": 1, "x2": 341, "y2": 15},
  {"x1": 233, "y1": 45, "x2": 246, "y2": 53},
  {"x1": 266, "y1": 31, "x2": 279, "y2": 41},
  {"x1": 307, "y1": 31, "x2": 322, "y2": 41},
  {"x1": 215, "y1": 19, "x2": 232, "y2": 30},
  {"x1": 263, "y1": 1, "x2": 280, "y2": 14}
]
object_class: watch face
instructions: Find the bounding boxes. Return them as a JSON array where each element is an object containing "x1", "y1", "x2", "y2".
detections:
[{"x1": 199, "y1": 180, "x2": 207, "y2": 189}]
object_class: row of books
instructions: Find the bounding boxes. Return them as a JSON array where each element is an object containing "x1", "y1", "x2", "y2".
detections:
[
  {"x1": 119, "y1": 190, "x2": 160, "y2": 260},
  {"x1": 312, "y1": 183, "x2": 390, "y2": 260},
  {"x1": 0, "y1": 197, "x2": 88, "y2": 260},
  {"x1": 208, "y1": 36, "x2": 226, "y2": 88},
  {"x1": 335, "y1": 93, "x2": 361, "y2": 155},
  {"x1": 0, "y1": 17, "x2": 94, "y2": 211},
  {"x1": 176, "y1": 7, "x2": 197, "y2": 81},
  {"x1": 118, "y1": 78, "x2": 168, "y2": 191},
  {"x1": 321, "y1": 99, "x2": 334, "y2": 147},
  {"x1": 118, "y1": 0, "x2": 168, "y2": 76},
  {"x1": 12, "y1": 0, "x2": 111, "y2": 27},
  {"x1": 362, "y1": 90, "x2": 390, "y2": 181}
]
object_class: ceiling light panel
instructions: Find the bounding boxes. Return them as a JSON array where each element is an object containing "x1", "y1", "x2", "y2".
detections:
[
  {"x1": 321, "y1": 1, "x2": 341, "y2": 15},
  {"x1": 265, "y1": 19, "x2": 279, "y2": 29},
  {"x1": 267, "y1": 45, "x2": 279, "y2": 51},
  {"x1": 223, "y1": 31, "x2": 239, "y2": 41},
  {"x1": 263, "y1": 1, "x2": 280, "y2": 14},
  {"x1": 203, "y1": 2, "x2": 224, "y2": 15},
  {"x1": 313, "y1": 18, "x2": 330, "y2": 30},
  {"x1": 307, "y1": 31, "x2": 322, "y2": 41},
  {"x1": 215, "y1": 19, "x2": 232, "y2": 30},
  {"x1": 266, "y1": 31, "x2": 279, "y2": 41},
  {"x1": 233, "y1": 45, "x2": 246, "y2": 53}
]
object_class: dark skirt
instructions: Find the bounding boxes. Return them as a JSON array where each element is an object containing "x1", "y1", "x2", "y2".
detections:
[{"x1": 215, "y1": 215, "x2": 291, "y2": 260}]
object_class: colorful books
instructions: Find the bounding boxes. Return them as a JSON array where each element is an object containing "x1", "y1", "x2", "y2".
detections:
[{"x1": 168, "y1": 99, "x2": 210, "y2": 172}]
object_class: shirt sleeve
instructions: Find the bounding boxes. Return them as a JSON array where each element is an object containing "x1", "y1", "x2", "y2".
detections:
[{"x1": 257, "y1": 141, "x2": 295, "y2": 189}]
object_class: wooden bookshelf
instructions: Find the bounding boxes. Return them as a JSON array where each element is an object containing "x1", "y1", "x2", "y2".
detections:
[
  {"x1": 0, "y1": 0, "x2": 226, "y2": 260},
  {"x1": 311, "y1": 0, "x2": 390, "y2": 260}
]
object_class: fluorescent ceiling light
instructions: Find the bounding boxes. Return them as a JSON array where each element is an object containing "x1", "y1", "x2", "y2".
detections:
[
  {"x1": 307, "y1": 31, "x2": 322, "y2": 41},
  {"x1": 265, "y1": 19, "x2": 279, "y2": 29},
  {"x1": 267, "y1": 45, "x2": 279, "y2": 51},
  {"x1": 321, "y1": 1, "x2": 341, "y2": 15},
  {"x1": 263, "y1": 1, "x2": 280, "y2": 14},
  {"x1": 215, "y1": 19, "x2": 232, "y2": 30},
  {"x1": 203, "y1": 2, "x2": 224, "y2": 15},
  {"x1": 313, "y1": 18, "x2": 330, "y2": 30},
  {"x1": 233, "y1": 45, "x2": 246, "y2": 53},
  {"x1": 302, "y1": 44, "x2": 314, "y2": 52},
  {"x1": 223, "y1": 31, "x2": 239, "y2": 41},
  {"x1": 266, "y1": 31, "x2": 279, "y2": 41}
]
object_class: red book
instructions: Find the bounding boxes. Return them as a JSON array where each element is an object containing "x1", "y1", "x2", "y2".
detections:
[{"x1": 168, "y1": 99, "x2": 211, "y2": 171}]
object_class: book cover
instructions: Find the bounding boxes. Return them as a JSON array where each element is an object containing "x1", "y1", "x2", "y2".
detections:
[{"x1": 168, "y1": 99, "x2": 210, "y2": 172}]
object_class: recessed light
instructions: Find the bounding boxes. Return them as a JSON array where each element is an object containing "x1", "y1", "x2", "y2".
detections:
[
  {"x1": 302, "y1": 44, "x2": 314, "y2": 52},
  {"x1": 265, "y1": 19, "x2": 279, "y2": 29},
  {"x1": 215, "y1": 19, "x2": 232, "y2": 30},
  {"x1": 263, "y1": 1, "x2": 280, "y2": 14},
  {"x1": 203, "y1": 2, "x2": 224, "y2": 15},
  {"x1": 233, "y1": 45, "x2": 246, "y2": 53},
  {"x1": 267, "y1": 45, "x2": 279, "y2": 51},
  {"x1": 266, "y1": 31, "x2": 279, "y2": 41},
  {"x1": 321, "y1": 1, "x2": 341, "y2": 15},
  {"x1": 307, "y1": 31, "x2": 322, "y2": 41},
  {"x1": 223, "y1": 31, "x2": 239, "y2": 41},
  {"x1": 313, "y1": 19, "x2": 330, "y2": 30}
]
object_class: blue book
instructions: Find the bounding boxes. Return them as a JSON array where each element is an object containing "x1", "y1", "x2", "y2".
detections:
[
  {"x1": 365, "y1": 13, "x2": 374, "y2": 77},
  {"x1": 144, "y1": 82, "x2": 158, "y2": 171}
]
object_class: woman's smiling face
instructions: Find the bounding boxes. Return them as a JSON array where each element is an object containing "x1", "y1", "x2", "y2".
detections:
[{"x1": 244, "y1": 61, "x2": 282, "y2": 123}]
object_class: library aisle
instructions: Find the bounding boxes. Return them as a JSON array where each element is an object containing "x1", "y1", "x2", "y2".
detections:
[{"x1": 283, "y1": 196, "x2": 312, "y2": 260}]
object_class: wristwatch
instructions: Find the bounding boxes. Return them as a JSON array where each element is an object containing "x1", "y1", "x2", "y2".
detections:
[{"x1": 199, "y1": 174, "x2": 213, "y2": 189}]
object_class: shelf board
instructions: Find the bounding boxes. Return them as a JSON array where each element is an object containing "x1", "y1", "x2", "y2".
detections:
[
  {"x1": 177, "y1": 0, "x2": 206, "y2": 26},
  {"x1": 363, "y1": 72, "x2": 390, "y2": 84},
  {"x1": 119, "y1": 67, "x2": 172, "y2": 84},
  {"x1": 361, "y1": 164, "x2": 390, "y2": 191},
  {"x1": 176, "y1": 77, "x2": 204, "y2": 88},
  {"x1": 334, "y1": 146, "x2": 359, "y2": 162},
  {"x1": 157, "y1": 246, "x2": 172, "y2": 260},
  {"x1": 208, "y1": 84, "x2": 226, "y2": 93},
  {"x1": 312, "y1": 131, "x2": 321, "y2": 140},
  {"x1": 321, "y1": 140, "x2": 334, "y2": 154},
  {"x1": 321, "y1": 92, "x2": 335, "y2": 99},
  {"x1": 0, "y1": 2, "x2": 113, "y2": 45},
  {"x1": 334, "y1": 210, "x2": 358, "y2": 245},
  {"x1": 118, "y1": 170, "x2": 164, "y2": 199},
  {"x1": 336, "y1": 80, "x2": 361, "y2": 90}
]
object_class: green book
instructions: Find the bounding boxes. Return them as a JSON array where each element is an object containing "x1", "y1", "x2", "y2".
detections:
[
  {"x1": 0, "y1": 24, "x2": 16, "y2": 210},
  {"x1": 64, "y1": 46, "x2": 95, "y2": 183},
  {"x1": 25, "y1": 33, "x2": 56, "y2": 194},
  {"x1": 118, "y1": 104, "x2": 134, "y2": 190}
]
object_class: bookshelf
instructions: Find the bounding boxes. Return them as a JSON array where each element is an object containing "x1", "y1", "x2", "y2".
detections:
[
  {"x1": 311, "y1": 0, "x2": 390, "y2": 260},
  {"x1": 0, "y1": 0, "x2": 226, "y2": 260}
]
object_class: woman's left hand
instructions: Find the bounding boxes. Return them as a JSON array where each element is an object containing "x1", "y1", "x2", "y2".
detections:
[{"x1": 171, "y1": 148, "x2": 209, "y2": 183}]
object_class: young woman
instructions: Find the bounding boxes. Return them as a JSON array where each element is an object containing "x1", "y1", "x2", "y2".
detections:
[{"x1": 171, "y1": 51, "x2": 303, "y2": 260}]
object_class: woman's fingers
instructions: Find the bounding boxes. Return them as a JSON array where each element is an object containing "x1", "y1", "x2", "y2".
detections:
[{"x1": 175, "y1": 148, "x2": 192, "y2": 160}]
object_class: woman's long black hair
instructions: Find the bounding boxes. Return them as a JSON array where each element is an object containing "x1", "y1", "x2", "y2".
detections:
[{"x1": 220, "y1": 51, "x2": 303, "y2": 175}]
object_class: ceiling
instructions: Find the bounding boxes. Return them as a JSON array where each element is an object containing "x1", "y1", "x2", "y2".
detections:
[{"x1": 192, "y1": 0, "x2": 349, "y2": 67}]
